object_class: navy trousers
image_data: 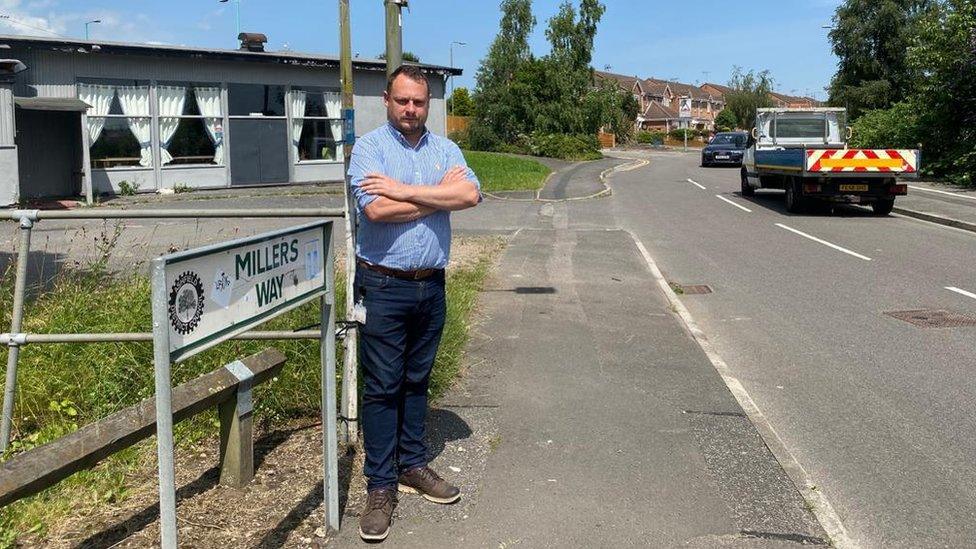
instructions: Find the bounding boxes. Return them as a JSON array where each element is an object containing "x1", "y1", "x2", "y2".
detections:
[{"x1": 356, "y1": 265, "x2": 446, "y2": 491}]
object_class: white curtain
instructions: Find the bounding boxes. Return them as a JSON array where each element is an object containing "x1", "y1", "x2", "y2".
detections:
[
  {"x1": 194, "y1": 87, "x2": 224, "y2": 165},
  {"x1": 77, "y1": 84, "x2": 115, "y2": 145},
  {"x1": 157, "y1": 85, "x2": 186, "y2": 165},
  {"x1": 290, "y1": 90, "x2": 307, "y2": 161},
  {"x1": 116, "y1": 85, "x2": 153, "y2": 167},
  {"x1": 325, "y1": 92, "x2": 343, "y2": 160}
]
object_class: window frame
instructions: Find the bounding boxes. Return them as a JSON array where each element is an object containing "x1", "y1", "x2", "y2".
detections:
[
  {"x1": 79, "y1": 79, "x2": 153, "y2": 170},
  {"x1": 291, "y1": 87, "x2": 343, "y2": 165}
]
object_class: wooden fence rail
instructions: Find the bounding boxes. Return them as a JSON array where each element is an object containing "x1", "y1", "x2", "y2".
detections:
[{"x1": 0, "y1": 348, "x2": 286, "y2": 508}]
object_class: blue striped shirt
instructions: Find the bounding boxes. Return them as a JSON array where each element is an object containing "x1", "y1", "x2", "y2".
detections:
[{"x1": 348, "y1": 123, "x2": 480, "y2": 270}]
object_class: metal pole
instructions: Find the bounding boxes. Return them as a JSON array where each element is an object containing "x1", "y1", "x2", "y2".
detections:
[
  {"x1": 384, "y1": 0, "x2": 405, "y2": 78},
  {"x1": 150, "y1": 258, "x2": 178, "y2": 548},
  {"x1": 339, "y1": 0, "x2": 359, "y2": 445},
  {"x1": 235, "y1": 0, "x2": 241, "y2": 35},
  {"x1": 0, "y1": 208, "x2": 344, "y2": 220},
  {"x1": 320, "y1": 226, "x2": 340, "y2": 532},
  {"x1": 449, "y1": 44, "x2": 454, "y2": 115},
  {"x1": 0, "y1": 215, "x2": 34, "y2": 452}
]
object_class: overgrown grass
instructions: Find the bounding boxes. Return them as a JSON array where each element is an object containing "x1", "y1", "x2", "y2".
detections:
[
  {"x1": 463, "y1": 150, "x2": 552, "y2": 193},
  {"x1": 0, "y1": 234, "x2": 500, "y2": 545}
]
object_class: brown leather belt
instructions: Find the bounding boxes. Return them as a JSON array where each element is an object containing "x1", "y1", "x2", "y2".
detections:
[{"x1": 357, "y1": 259, "x2": 443, "y2": 281}]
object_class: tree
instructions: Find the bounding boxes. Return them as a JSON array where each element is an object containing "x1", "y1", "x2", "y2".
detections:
[
  {"x1": 713, "y1": 109, "x2": 738, "y2": 132},
  {"x1": 541, "y1": 0, "x2": 606, "y2": 134},
  {"x1": 447, "y1": 87, "x2": 475, "y2": 116},
  {"x1": 906, "y1": 0, "x2": 976, "y2": 184},
  {"x1": 827, "y1": 0, "x2": 934, "y2": 118},
  {"x1": 473, "y1": 0, "x2": 536, "y2": 140},
  {"x1": 724, "y1": 67, "x2": 774, "y2": 130},
  {"x1": 376, "y1": 51, "x2": 420, "y2": 62}
]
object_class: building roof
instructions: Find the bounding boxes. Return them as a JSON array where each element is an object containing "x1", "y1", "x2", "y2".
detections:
[
  {"x1": 645, "y1": 78, "x2": 712, "y2": 100},
  {"x1": 0, "y1": 34, "x2": 462, "y2": 76},
  {"x1": 641, "y1": 78, "x2": 670, "y2": 97},
  {"x1": 593, "y1": 70, "x2": 643, "y2": 93},
  {"x1": 639, "y1": 101, "x2": 679, "y2": 121},
  {"x1": 702, "y1": 82, "x2": 734, "y2": 97}
]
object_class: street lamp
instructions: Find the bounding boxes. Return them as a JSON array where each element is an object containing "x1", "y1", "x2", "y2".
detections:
[
  {"x1": 219, "y1": 0, "x2": 241, "y2": 36},
  {"x1": 85, "y1": 19, "x2": 100, "y2": 40},
  {"x1": 449, "y1": 40, "x2": 466, "y2": 115}
]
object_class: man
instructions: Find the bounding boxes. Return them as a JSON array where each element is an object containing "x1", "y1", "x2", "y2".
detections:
[{"x1": 348, "y1": 64, "x2": 481, "y2": 541}]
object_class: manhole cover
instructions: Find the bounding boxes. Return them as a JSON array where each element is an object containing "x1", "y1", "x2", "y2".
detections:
[
  {"x1": 679, "y1": 285, "x2": 713, "y2": 295},
  {"x1": 884, "y1": 309, "x2": 976, "y2": 328}
]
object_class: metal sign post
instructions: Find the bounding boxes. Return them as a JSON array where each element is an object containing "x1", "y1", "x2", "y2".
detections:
[{"x1": 150, "y1": 221, "x2": 338, "y2": 547}]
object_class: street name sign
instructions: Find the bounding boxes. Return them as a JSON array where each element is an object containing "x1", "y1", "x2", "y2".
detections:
[{"x1": 156, "y1": 221, "x2": 332, "y2": 363}]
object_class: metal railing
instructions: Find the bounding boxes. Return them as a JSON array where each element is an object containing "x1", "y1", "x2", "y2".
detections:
[{"x1": 0, "y1": 207, "x2": 345, "y2": 452}]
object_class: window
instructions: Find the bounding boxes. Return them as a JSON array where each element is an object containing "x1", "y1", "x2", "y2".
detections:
[
  {"x1": 291, "y1": 88, "x2": 342, "y2": 163},
  {"x1": 79, "y1": 81, "x2": 152, "y2": 168},
  {"x1": 158, "y1": 85, "x2": 223, "y2": 166},
  {"x1": 228, "y1": 84, "x2": 286, "y2": 116},
  {"x1": 775, "y1": 118, "x2": 825, "y2": 139}
]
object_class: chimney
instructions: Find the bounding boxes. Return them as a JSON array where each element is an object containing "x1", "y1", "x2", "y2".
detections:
[{"x1": 238, "y1": 33, "x2": 268, "y2": 52}]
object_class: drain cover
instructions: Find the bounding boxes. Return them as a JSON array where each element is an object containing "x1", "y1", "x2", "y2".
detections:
[
  {"x1": 679, "y1": 285, "x2": 713, "y2": 295},
  {"x1": 885, "y1": 309, "x2": 976, "y2": 328}
]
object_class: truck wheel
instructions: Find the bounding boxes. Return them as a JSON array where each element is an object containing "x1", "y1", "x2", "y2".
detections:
[
  {"x1": 784, "y1": 177, "x2": 804, "y2": 213},
  {"x1": 872, "y1": 198, "x2": 895, "y2": 216},
  {"x1": 741, "y1": 169, "x2": 755, "y2": 197}
]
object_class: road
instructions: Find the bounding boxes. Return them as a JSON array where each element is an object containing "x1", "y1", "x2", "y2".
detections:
[{"x1": 594, "y1": 150, "x2": 976, "y2": 548}]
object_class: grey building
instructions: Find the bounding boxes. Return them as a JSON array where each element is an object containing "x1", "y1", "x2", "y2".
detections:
[{"x1": 0, "y1": 34, "x2": 458, "y2": 206}]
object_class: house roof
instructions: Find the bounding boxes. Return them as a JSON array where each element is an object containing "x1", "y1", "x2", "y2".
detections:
[
  {"x1": 594, "y1": 70, "x2": 643, "y2": 93},
  {"x1": 0, "y1": 34, "x2": 462, "y2": 76},
  {"x1": 639, "y1": 100, "x2": 679, "y2": 121}
]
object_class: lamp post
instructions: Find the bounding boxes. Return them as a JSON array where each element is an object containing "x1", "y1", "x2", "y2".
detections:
[
  {"x1": 85, "y1": 20, "x2": 100, "y2": 40},
  {"x1": 449, "y1": 41, "x2": 466, "y2": 115},
  {"x1": 219, "y1": 0, "x2": 241, "y2": 36}
]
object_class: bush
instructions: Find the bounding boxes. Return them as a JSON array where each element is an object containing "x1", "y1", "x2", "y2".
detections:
[
  {"x1": 636, "y1": 131, "x2": 665, "y2": 145},
  {"x1": 465, "y1": 122, "x2": 503, "y2": 153},
  {"x1": 849, "y1": 102, "x2": 921, "y2": 150},
  {"x1": 668, "y1": 128, "x2": 697, "y2": 141},
  {"x1": 525, "y1": 132, "x2": 601, "y2": 160},
  {"x1": 448, "y1": 128, "x2": 470, "y2": 150},
  {"x1": 714, "y1": 109, "x2": 738, "y2": 132}
]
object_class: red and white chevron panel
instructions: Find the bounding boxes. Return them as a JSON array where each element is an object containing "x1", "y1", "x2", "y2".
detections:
[{"x1": 806, "y1": 149, "x2": 918, "y2": 173}]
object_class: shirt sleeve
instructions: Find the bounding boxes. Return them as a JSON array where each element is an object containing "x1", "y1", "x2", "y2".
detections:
[
  {"x1": 446, "y1": 141, "x2": 483, "y2": 201},
  {"x1": 347, "y1": 135, "x2": 381, "y2": 211}
]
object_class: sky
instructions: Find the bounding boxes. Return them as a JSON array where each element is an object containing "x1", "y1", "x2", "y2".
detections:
[{"x1": 0, "y1": 0, "x2": 843, "y2": 100}]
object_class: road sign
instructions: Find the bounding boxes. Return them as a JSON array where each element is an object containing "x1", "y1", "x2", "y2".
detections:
[
  {"x1": 158, "y1": 221, "x2": 331, "y2": 363},
  {"x1": 150, "y1": 220, "x2": 335, "y2": 548},
  {"x1": 679, "y1": 97, "x2": 692, "y2": 119}
]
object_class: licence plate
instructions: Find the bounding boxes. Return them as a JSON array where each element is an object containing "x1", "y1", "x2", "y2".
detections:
[
  {"x1": 839, "y1": 184, "x2": 869, "y2": 192},
  {"x1": 716, "y1": 155, "x2": 729, "y2": 160}
]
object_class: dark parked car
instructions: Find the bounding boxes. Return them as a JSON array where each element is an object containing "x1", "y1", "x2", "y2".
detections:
[{"x1": 701, "y1": 132, "x2": 748, "y2": 167}]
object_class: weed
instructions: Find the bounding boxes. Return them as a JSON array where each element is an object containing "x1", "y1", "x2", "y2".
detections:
[
  {"x1": 116, "y1": 181, "x2": 139, "y2": 196},
  {"x1": 173, "y1": 183, "x2": 192, "y2": 194}
]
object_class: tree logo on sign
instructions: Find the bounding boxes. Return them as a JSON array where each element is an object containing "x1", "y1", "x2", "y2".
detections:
[{"x1": 169, "y1": 271, "x2": 205, "y2": 335}]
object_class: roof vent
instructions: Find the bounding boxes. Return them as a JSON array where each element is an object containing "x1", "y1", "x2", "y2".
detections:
[{"x1": 238, "y1": 32, "x2": 267, "y2": 52}]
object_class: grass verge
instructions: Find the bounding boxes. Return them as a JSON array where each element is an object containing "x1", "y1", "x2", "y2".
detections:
[
  {"x1": 0, "y1": 235, "x2": 502, "y2": 546},
  {"x1": 463, "y1": 150, "x2": 552, "y2": 193}
]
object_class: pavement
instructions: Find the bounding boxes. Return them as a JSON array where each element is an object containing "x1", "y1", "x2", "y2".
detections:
[
  {"x1": 328, "y1": 226, "x2": 826, "y2": 548},
  {"x1": 893, "y1": 181, "x2": 976, "y2": 232}
]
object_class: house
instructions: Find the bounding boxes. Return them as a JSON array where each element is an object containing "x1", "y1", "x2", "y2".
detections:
[
  {"x1": 701, "y1": 82, "x2": 821, "y2": 114},
  {"x1": 0, "y1": 34, "x2": 459, "y2": 206},
  {"x1": 594, "y1": 70, "x2": 725, "y2": 133}
]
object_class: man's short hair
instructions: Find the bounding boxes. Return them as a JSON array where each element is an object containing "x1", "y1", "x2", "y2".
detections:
[{"x1": 386, "y1": 64, "x2": 430, "y2": 95}]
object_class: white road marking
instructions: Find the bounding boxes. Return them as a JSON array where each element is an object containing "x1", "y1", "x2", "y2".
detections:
[
  {"x1": 946, "y1": 286, "x2": 976, "y2": 301},
  {"x1": 686, "y1": 178, "x2": 706, "y2": 190},
  {"x1": 716, "y1": 194, "x2": 752, "y2": 213},
  {"x1": 909, "y1": 185, "x2": 976, "y2": 201},
  {"x1": 775, "y1": 223, "x2": 872, "y2": 261},
  {"x1": 626, "y1": 229, "x2": 856, "y2": 549}
]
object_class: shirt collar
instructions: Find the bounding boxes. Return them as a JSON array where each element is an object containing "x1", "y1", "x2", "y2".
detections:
[{"x1": 386, "y1": 121, "x2": 430, "y2": 150}]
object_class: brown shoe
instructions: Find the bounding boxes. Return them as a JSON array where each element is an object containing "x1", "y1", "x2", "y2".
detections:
[
  {"x1": 359, "y1": 488, "x2": 396, "y2": 541},
  {"x1": 398, "y1": 466, "x2": 461, "y2": 504}
]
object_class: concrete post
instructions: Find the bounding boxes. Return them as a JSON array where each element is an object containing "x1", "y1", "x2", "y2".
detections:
[
  {"x1": 0, "y1": 82, "x2": 19, "y2": 206},
  {"x1": 219, "y1": 360, "x2": 255, "y2": 488}
]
